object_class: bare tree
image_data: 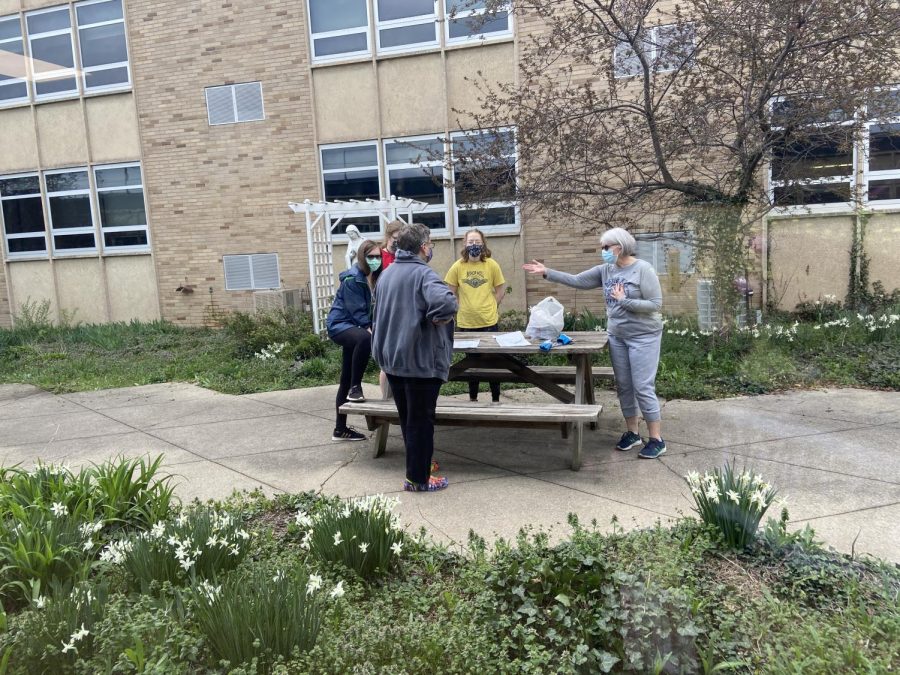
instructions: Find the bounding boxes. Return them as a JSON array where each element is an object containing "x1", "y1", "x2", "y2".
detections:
[{"x1": 457, "y1": 0, "x2": 900, "y2": 318}]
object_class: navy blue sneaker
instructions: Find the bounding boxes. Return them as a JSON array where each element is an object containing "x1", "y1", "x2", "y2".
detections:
[
  {"x1": 615, "y1": 431, "x2": 643, "y2": 451},
  {"x1": 639, "y1": 438, "x2": 667, "y2": 459}
]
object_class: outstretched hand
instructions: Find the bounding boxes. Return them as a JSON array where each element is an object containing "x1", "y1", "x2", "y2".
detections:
[{"x1": 522, "y1": 259, "x2": 547, "y2": 275}]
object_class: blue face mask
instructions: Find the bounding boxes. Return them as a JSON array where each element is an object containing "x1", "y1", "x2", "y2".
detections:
[
  {"x1": 601, "y1": 248, "x2": 618, "y2": 265},
  {"x1": 366, "y1": 256, "x2": 382, "y2": 272},
  {"x1": 466, "y1": 244, "x2": 483, "y2": 259},
  {"x1": 424, "y1": 244, "x2": 434, "y2": 263}
]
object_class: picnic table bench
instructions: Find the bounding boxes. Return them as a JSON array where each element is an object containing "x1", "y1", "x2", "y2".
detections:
[{"x1": 339, "y1": 400, "x2": 603, "y2": 470}]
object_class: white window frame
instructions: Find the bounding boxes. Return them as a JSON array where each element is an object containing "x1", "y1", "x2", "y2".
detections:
[
  {"x1": 375, "y1": 0, "x2": 439, "y2": 54},
  {"x1": 0, "y1": 172, "x2": 48, "y2": 260},
  {"x1": 306, "y1": 0, "x2": 371, "y2": 64},
  {"x1": 320, "y1": 140, "x2": 383, "y2": 242},
  {"x1": 862, "y1": 89, "x2": 900, "y2": 209},
  {"x1": 444, "y1": 0, "x2": 513, "y2": 46},
  {"x1": 450, "y1": 127, "x2": 519, "y2": 235},
  {"x1": 93, "y1": 161, "x2": 150, "y2": 253},
  {"x1": 614, "y1": 23, "x2": 693, "y2": 79},
  {"x1": 26, "y1": 5, "x2": 80, "y2": 102},
  {"x1": 0, "y1": 14, "x2": 30, "y2": 106},
  {"x1": 383, "y1": 134, "x2": 449, "y2": 234},
  {"x1": 205, "y1": 81, "x2": 266, "y2": 126},
  {"x1": 44, "y1": 166, "x2": 97, "y2": 256},
  {"x1": 768, "y1": 97, "x2": 856, "y2": 215},
  {"x1": 75, "y1": 0, "x2": 131, "y2": 94},
  {"x1": 223, "y1": 253, "x2": 281, "y2": 291},
  {"x1": 635, "y1": 231, "x2": 694, "y2": 275}
]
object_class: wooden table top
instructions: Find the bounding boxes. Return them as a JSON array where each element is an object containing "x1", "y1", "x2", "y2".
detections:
[{"x1": 452, "y1": 330, "x2": 608, "y2": 355}]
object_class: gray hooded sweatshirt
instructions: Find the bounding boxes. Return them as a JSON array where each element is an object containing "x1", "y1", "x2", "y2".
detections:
[{"x1": 372, "y1": 250, "x2": 459, "y2": 381}]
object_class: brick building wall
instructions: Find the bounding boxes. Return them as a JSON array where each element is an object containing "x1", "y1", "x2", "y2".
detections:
[{"x1": 126, "y1": 0, "x2": 319, "y2": 324}]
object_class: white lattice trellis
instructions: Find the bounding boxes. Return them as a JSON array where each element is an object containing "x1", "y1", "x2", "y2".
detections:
[{"x1": 288, "y1": 197, "x2": 427, "y2": 335}]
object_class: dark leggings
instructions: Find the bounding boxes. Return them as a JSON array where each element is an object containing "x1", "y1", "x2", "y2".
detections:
[
  {"x1": 331, "y1": 326, "x2": 371, "y2": 431},
  {"x1": 385, "y1": 374, "x2": 443, "y2": 485},
  {"x1": 459, "y1": 324, "x2": 501, "y2": 401}
]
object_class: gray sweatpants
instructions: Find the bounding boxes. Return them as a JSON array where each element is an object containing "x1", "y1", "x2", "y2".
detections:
[{"x1": 608, "y1": 331, "x2": 662, "y2": 422}]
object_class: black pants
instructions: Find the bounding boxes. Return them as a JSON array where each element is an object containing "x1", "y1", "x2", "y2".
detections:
[
  {"x1": 459, "y1": 324, "x2": 501, "y2": 401},
  {"x1": 331, "y1": 326, "x2": 371, "y2": 431},
  {"x1": 385, "y1": 374, "x2": 443, "y2": 485}
]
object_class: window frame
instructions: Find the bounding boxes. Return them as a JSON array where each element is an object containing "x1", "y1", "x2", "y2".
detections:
[
  {"x1": 0, "y1": 171, "x2": 49, "y2": 260},
  {"x1": 306, "y1": 0, "x2": 371, "y2": 64},
  {"x1": 613, "y1": 23, "x2": 694, "y2": 79},
  {"x1": 634, "y1": 231, "x2": 694, "y2": 275},
  {"x1": 450, "y1": 127, "x2": 519, "y2": 235},
  {"x1": 223, "y1": 253, "x2": 281, "y2": 291},
  {"x1": 93, "y1": 161, "x2": 151, "y2": 253},
  {"x1": 383, "y1": 133, "x2": 449, "y2": 235},
  {"x1": 204, "y1": 81, "x2": 266, "y2": 126},
  {"x1": 768, "y1": 96, "x2": 857, "y2": 215},
  {"x1": 75, "y1": 0, "x2": 131, "y2": 94},
  {"x1": 374, "y1": 0, "x2": 439, "y2": 54},
  {"x1": 0, "y1": 14, "x2": 30, "y2": 106},
  {"x1": 319, "y1": 140, "x2": 384, "y2": 242},
  {"x1": 43, "y1": 166, "x2": 97, "y2": 256},
  {"x1": 444, "y1": 0, "x2": 513, "y2": 46},
  {"x1": 25, "y1": 5, "x2": 80, "y2": 102}
]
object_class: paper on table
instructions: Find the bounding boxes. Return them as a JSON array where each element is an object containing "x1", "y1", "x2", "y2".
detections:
[
  {"x1": 453, "y1": 339, "x2": 481, "y2": 349},
  {"x1": 495, "y1": 331, "x2": 531, "y2": 347}
]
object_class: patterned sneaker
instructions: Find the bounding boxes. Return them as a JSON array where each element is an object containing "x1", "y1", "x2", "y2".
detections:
[
  {"x1": 346, "y1": 386, "x2": 366, "y2": 402},
  {"x1": 332, "y1": 427, "x2": 366, "y2": 442},
  {"x1": 615, "y1": 431, "x2": 643, "y2": 451},
  {"x1": 639, "y1": 438, "x2": 667, "y2": 459},
  {"x1": 403, "y1": 475, "x2": 449, "y2": 492}
]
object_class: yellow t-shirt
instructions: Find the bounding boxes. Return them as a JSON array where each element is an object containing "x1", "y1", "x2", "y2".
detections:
[{"x1": 444, "y1": 258, "x2": 506, "y2": 328}]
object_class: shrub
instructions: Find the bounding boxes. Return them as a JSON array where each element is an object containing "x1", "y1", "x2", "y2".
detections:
[
  {"x1": 300, "y1": 496, "x2": 405, "y2": 580},
  {"x1": 223, "y1": 308, "x2": 316, "y2": 358},
  {"x1": 114, "y1": 507, "x2": 252, "y2": 591},
  {"x1": 686, "y1": 463, "x2": 779, "y2": 549},
  {"x1": 189, "y1": 565, "x2": 327, "y2": 673}
]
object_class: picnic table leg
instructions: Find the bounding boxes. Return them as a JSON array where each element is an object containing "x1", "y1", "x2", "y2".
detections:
[
  {"x1": 372, "y1": 421, "x2": 390, "y2": 458},
  {"x1": 573, "y1": 355, "x2": 597, "y2": 430},
  {"x1": 571, "y1": 421, "x2": 583, "y2": 470}
]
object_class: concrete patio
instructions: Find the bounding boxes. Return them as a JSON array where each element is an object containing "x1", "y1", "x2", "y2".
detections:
[{"x1": 1, "y1": 382, "x2": 898, "y2": 562}]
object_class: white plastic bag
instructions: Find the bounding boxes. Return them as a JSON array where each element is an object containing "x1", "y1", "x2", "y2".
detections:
[{"x1": 525, "y1": 296, "x2": 565, "y2": 340}]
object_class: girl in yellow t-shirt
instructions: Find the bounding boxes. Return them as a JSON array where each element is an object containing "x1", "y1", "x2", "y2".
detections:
[{"x1": 444, "y1": 228, "x2": 507, "y2": 403}]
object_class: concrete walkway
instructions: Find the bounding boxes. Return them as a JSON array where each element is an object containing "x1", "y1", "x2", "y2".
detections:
[{"x1": 1, "y1": 382, "x2": 898, "y2": 562}]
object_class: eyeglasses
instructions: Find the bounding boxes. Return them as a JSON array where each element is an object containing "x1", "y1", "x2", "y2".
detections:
[
  {"x1": 365, "y1": 255, "x2": 382, "y2": 260},
  {"x1": 601, "y1": 244, "x2": 617, "y2": 251}
]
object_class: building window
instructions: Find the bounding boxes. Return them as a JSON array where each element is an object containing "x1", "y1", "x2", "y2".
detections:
[
  {"x1": 320, "y1": 142, "x2": 382, "y2": 236},
  {"x1": 205, "y1": 82, "x2": 265, "y2": 126},
  {"x1": 45, "y1": 168, "x2": 96, "y2": 254},
  {"x1": 308, "y1": 0, "x2": 370, "y2": 61},
  {"x1": 865, "y1": 119, "x2": 900, "y2": 203},
  {"x1": 223, "y1": 253, "x2": 280, "y2": 290},
  {"x1": 75, "y1": 0, "x2": 130, "y2": 92},
  {"x1": 0, "y1": 15, "x2": 29, "y2": 105},
  {"x1": 635, "y1": 232, "x2": 694, "y2": 274},
  {"x1": 0, "y1": 174, "x2": 47, "y2": 258},
  {"x1": 451, "y1": 128, "x2": 518, "y2": 232},
  {"x1": 26, "y1": 6, "x2": 78, "y2": 100},
  {"x1": 94, "y1": 163, "x2": 149, "y2": 250},
  {"x1": 376, "y1": 0, "x2": 438, "y2": 52},
  {"x1": 384, "y1": 136, "x2": 447, "y2": 231},
  {"x1": 614, "y1": 23, "x2": 694, "y2": 78},
  {"x1": 444, "y1": 0, "x2": 512, "y2": 44}
]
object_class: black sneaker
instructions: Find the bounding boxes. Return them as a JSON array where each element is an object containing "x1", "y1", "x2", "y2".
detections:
[
  {"x1": 332, "y1": 427, "x2": 366, "y2": 442},
  {"x1": 615, "y1": 430, "x2": 643, "y2": 451},
  {"x1": 639, "y1": 438, "x2": 667, "y2": 459},
  {"x1": 346, "y1": 386, "x2": 366, "y2": 402}
]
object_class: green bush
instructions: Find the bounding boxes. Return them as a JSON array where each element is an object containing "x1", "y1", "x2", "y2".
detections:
[
  {"x1": 302, "y1": 496, "x2": 404, "y2": 580},
  {"x1": 189, "y1": 564, "x2": 326, "y2": 673},
  {"x1": 115, "y1": 507, "x2": 252, "y2": 591},
  {"x1": 223, "y1": 308, "x2": 317, "y2": 358},
  {"x1": 686, "y1": 462, "x2": 778, "y2": 549}
]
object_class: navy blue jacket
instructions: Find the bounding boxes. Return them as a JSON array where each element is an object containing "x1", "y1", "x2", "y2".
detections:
[{"x1": 326, "y1": 265, "x2": 372, "y2": 338}]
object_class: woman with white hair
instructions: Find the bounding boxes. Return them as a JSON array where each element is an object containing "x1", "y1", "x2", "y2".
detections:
[{"x1": 523, "y1": 227, "x2": 666, "y2": 458}]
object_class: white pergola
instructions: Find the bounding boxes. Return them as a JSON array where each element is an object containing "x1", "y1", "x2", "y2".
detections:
[{"x1": 288, "y1": 197, "x2": 427, "y2": 335}]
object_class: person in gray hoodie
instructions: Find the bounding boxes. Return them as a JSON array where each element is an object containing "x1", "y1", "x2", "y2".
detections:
[
  {"x1": 372, "y1": 222, "x2": 458, "y2": 492},
  {"x1": 523, "y1": 227, "x2": 667, "y2": 459}
]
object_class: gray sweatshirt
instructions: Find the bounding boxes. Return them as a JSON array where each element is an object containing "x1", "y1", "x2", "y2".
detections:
[
  {"x1": 372, "y1": 250, "x2": 459, "y2": 381},
  {"x1": 545, "y1": 259, "x2": 663, "y2": 337}
]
